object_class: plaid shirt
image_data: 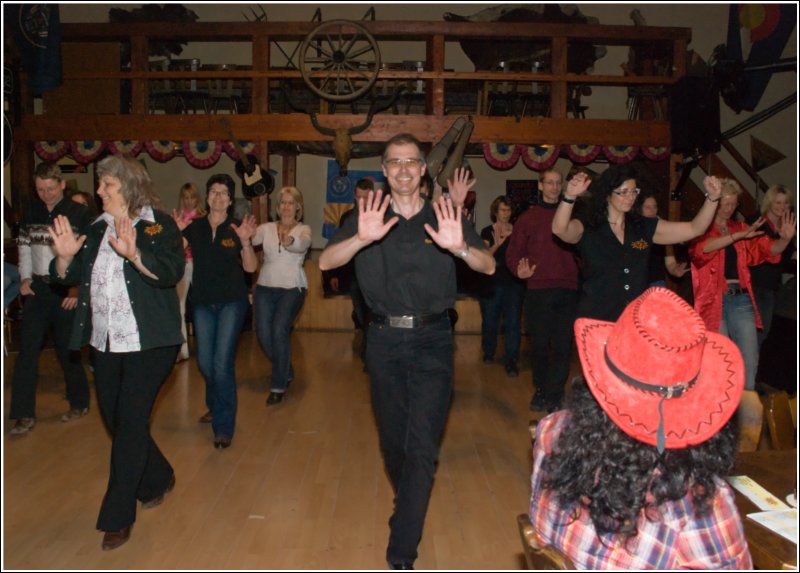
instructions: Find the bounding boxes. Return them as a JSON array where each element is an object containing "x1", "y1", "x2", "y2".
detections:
[{"x1": 529, "y1": 411, "x2": 753, "y2": 570}]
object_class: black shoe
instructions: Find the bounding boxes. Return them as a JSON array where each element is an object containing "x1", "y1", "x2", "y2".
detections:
[
  {"x1": 266, "y1": 391, "x2": 285, "y2": 405},
  {"x1": 529, "y1": 394, "x2": 550, "y2": 412},
  {"x1": 483, "y1": 355, "x2": 494, "y2": 364},
  {"x1": 388, "y1": 561, "x2": 414, "y2": 570},
  {"x1": 505, "y1": 363, "x2": 519, "y2": 378}
]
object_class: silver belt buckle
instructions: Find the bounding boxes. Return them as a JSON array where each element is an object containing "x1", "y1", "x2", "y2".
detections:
[{"x1": 389, "y1": 315, "x2": 415, "y2": 328}]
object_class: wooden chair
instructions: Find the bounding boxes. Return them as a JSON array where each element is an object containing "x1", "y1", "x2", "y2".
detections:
[
  {"x1": 763, "y1": 391, "x2": 796, "y2": 450},
  {"x1": 737, "y1": 389, "x2": 764, "y2": 452},
  {"x1": 517, "y1": 513, "x2": 575, "y2": 570}
]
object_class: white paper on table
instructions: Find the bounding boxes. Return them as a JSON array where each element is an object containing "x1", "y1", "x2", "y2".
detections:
[
  {"x1": 726, "y1": 475, "x2": 790, "y2": 511},
  {"x1": 747, "y1": 509, "x2": 798, "y2": 545}
]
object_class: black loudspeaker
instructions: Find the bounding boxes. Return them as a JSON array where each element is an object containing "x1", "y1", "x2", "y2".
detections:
[{"x1": 669, "y1": 76, "x2": 721, "y2": 156}]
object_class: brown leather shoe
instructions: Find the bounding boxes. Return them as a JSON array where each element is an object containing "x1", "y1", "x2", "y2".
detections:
[
  {"x1": 102, "y1": 526, "x2": 132, "y2": 551},
  {"x1": 198, "y1": 411, "x2": 213, "y2": 424},
  {"x1": 141, "y1": 474, "x2": 176, "y2": 509},
  {"x1": 214, "y1": 436, "x2": 232, "y2": 449}
]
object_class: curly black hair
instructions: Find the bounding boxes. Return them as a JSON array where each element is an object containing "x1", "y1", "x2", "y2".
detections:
[
  {"x1": 541, "y1": 378, "x2": 739, "y2": 542},
  {"x1": 586, "y1": 164, "x2": 641, "y2": 228}
]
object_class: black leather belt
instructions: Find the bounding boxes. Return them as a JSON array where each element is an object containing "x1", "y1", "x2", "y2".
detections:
[
  {"x1": 724, "y1": 286, "x2": 748, "y2": 296},
  {"x1": 370, "y1": 311, "x2": 448, "y2": 329},
  {"x1": 32, "y1": 274, "x2": 51, "y2": 284}
]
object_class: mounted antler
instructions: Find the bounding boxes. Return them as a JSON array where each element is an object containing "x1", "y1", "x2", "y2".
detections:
[{"x1": 282, "y1": 83, "x2": 405, "y2": 175}]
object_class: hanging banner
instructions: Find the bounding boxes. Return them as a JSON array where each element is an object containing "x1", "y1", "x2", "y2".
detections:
[
  {"x1": 34, "y1": 140, "x2": 69, "y2": 161},
  {"x1": 483, "y1": 142, "x2": 522, "y2": 170},
  {"x1": 521, "y1": 144, "x2": 559, "y2": 171},
  {"x1": 641, "y1": 146, "x2": 670, "y2": 162},
  {"x1": 70, "y1": 140, "x2": 106, "y2": 164},
  {"x1": 323, "y1": 160, "x2": 386, "y2": 239},
  {"x1": 223, "y1": 140, "x2": 259, "y2": 160},
  {"x1": 603, "y1": 144, "x2": 639, "y2": 164},
  {"x1": 107, "y1": 140, "x2": 143, "y2": 157},
  {"x1": 145, "y1": 140, "x2": 178, "y2": 162},
  {"x1": 565, "y1": 143, "x2": 601, "y2": 164},
  {"x1": 182, "y1": 140, "x2": 223, "y2": 168}
]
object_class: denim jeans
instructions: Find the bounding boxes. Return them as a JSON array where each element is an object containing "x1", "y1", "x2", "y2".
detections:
[
  {"x1": 254, "y1": 285, "x2": 307, "y2": 392},
  {"x1": 193, "y1": 299, "x2": 249, "y2": 439},
  {"x1": 752, "y1": 286, "x2": 776, "y2": 347},
  {"x1": 366, "y1": 314, "x2": 453, "y2": 565},
  {"x1": 94, "y1": 344, "x2": 178, "y2": 531},
  {"x1": 719, "y1": 292, "x2": 759, "y2": 391},
  {"x1": 524, "y1": 288, "x2": 578, "y2": 405},
  {"x1": 479, "y1": 279, "x2": 525, "y2": 366}
]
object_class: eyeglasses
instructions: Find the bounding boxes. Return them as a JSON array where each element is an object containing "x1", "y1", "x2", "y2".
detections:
[
  {"x1": 208, "y1": 189, "x2": 229, "y2": 197},
  {"x1": 383, "y1": 158, "x2": 423, "y2": 169},
  {"x1": 612, "y1": 187, "x2": 641, "y2": 197}
]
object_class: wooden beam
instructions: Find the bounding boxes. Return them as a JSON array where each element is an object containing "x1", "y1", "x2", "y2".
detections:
[{"x1": 17, "y1": 115, "x2": 671, "y2": 147}]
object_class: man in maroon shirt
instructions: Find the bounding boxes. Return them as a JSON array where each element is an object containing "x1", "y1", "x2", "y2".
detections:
[{"x1": 505, "y1": 168, "x2": 580, "y2": 412}]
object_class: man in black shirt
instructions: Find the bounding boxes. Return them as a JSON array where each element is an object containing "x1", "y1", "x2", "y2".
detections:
[
  {"x1": 10, "y1": 162, "x2": 91, "y2": 435},
  {"x1": 319, "y1": 133, "x2": 495, "y2": 569}
]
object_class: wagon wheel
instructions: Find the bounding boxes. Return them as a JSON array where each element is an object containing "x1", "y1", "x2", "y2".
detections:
[{"x1": 299, "y1": 19, "x2": 381, "y2": 102}]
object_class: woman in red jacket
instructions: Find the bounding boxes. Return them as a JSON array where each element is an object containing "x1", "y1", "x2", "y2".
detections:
[{"x1": 689, "y1": 179, "x2": 795, "y2": 391}]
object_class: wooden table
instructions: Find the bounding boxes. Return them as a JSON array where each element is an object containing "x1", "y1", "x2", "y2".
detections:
[{"x1": 732, "y1": 449, "x2": 797, "y2": 570}]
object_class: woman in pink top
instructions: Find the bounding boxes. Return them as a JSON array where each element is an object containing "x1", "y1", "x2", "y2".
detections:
[{"x1": 172, "y1": 182, "x2": 206, "y2": 362}]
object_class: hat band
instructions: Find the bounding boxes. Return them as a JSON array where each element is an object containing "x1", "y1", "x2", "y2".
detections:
[
  {"x1": 604, "y1": 347, "x2": 698, "y2": 399},
  {"x1": 604, "y1": 346, "x2": 699, "y2": 453}
]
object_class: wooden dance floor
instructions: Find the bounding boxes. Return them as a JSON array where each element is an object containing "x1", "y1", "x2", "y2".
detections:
[{"x1": 3, "y1": 330, "x2": 559, "y2": 570}]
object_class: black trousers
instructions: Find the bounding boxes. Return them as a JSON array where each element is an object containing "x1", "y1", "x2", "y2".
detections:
[
  {"x1": 94, "y1": 344, "x2": 179, "y2": 531},
  {"x1": 366, "y1": 314, "x2": 453, "y2": 565},
  {"x1": 524, "y1": 288, "x2": 577, "y2": 405},
  {"x1": 10, "y1": 278, "x2": 89, "y2": 419}
]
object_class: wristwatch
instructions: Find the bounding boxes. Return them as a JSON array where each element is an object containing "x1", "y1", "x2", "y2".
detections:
[
  {"x1": 455, "y1": 244, "x2": 470, "y2": 259},
  {"x1": 704, "y1": 192, "x2": 720, "y2": 203}
]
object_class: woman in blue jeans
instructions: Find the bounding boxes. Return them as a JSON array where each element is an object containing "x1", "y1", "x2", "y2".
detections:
[
  {"x1": 176, "y1": 174, "x2": 257, "y2": 449},
  {"x1": 478, "y1": 196, "x2": 525, "y2": 377},
  {"x1": 252, "y1": 187, "x2": 312, "y2": 405}
]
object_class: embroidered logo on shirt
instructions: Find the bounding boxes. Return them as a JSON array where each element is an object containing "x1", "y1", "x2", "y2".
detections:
[
  {"x1": 144, "y1": 224, "x2": 163, "y2": 236},
  {"x1": 630, "y1": 238, "x2": 649, "y2": 250},
  {"x1": 221, "y1": 238, "x2": 236, "y2": 248}
]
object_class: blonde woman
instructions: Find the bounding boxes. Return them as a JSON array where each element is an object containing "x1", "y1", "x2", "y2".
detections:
[
  {"x1": 172, "y1": 183, "x2": 206, "y2": 361},
  {"x1": 748, "y1": 184, "x2": 795, "y2": 344},
  {"x1": 689, "y1": 179, "x2": 795, "y2": 390},
  {"x1": 251, "y1": 187, "x2": 312, "y2": 405}
]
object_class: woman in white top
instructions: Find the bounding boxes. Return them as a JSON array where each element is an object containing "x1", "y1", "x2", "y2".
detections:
[{"x1": 252, "y1": 186, "x2": 312, "y2": 405}]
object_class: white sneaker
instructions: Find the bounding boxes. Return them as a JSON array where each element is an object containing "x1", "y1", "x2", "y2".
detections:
[
  {"x1": 61, "y1": 407, "x2": 89, "y2": 422},
  {"x1": 10, "y1": 418, "x2": 36, "y2": 435}
]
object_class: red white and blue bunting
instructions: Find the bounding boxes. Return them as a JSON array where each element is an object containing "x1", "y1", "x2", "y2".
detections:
[
  {"x1": 34, "y1": 140, "x2": 70, "y2": 161},
  {"x1": 565, "y1": 144, "x2": 601, "y2": 164},
  {"x1": 641, "y1": 146, "x2": 670, "y2": 161},
  {"x1": 70, "y1": 140, "x2": 106, "y2": 164},
  {"x1": 223, "y1": 140, "x2": 259, "y2": 160},
  {"x1": 107, "y1": 140, "x2": 143, "y2": 157},
  {"x1": 483, "y1": 143, "x2": 522, "y2": 170},
  {"x1": 603, "y1": 144, "x2": 639, "y2": 164},
  {"x1": 182, "y1": 140, "x2": 223, "y2": 168},
  {"x1": 145, "y1": 140, "x2": 178, "y2": 162},
  {"x1": 521, "y1": 144, "x2": 559, "y2": 170}
]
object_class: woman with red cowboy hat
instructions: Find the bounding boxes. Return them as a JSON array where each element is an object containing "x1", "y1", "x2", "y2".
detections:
[{"x1": 528, "y1": 287, "x2": 752, "y2": 570}]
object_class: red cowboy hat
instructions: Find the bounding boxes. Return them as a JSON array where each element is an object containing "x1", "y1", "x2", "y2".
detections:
[{"x1": 574, "y1": 287, "x2": 744, "y2": 452}]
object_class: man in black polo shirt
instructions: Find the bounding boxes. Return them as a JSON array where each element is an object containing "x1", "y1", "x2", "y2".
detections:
[
  {"x1": 319, "y1": 133, "x2": 495, "y2": 570},
  {"x1": 10, "y1": 162, "x2": 91, "y2": 435}
]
